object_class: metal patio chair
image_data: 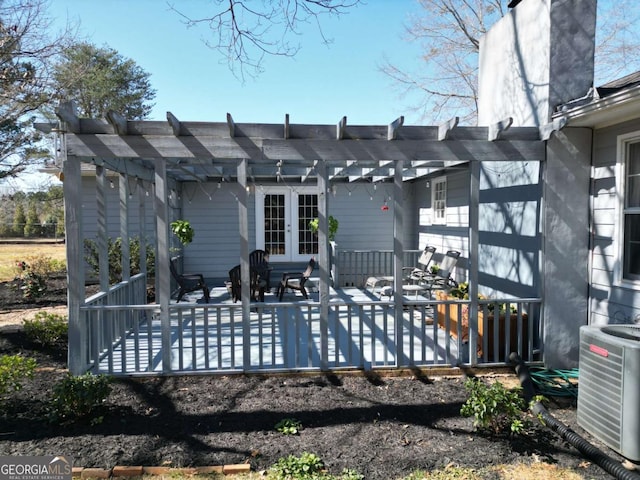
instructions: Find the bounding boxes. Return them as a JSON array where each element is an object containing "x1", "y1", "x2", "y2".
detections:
[{"x1": 413, "y1": 250, "x2": 461, "y2": 296}]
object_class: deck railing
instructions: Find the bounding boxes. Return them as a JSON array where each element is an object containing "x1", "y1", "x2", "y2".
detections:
[
  {"x1": 78, "y1": 273, "x2": 150, "y2": 373},
  {"x1": 78, "y1": 291, "x2": 542, "y2": 376},
  {"x1": 335, "y1": 249, "x2": 422, "y2": 287}
]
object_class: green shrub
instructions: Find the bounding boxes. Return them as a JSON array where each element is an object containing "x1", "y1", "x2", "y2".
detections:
[
  {"x1": 15, "y1": 254, "x2": 66, "y2": 279},
  {"x1": 49, "y1": 373, "x2": 112, "y2": 424},
  {"x1": 0, "y1": 355, "x2": 37, "y2": 400},
  {"x1": 275, "y1": 417, "x2": 302, "y2": 435},
  {"x1": 13, "y1": 260, "x2": 46, "y2": 299},
  {"x1": 84, "y1": 236, "x2": 155, "y2": 285},
  {"x1": 460, "y1": 378, "x2": 526, "y2": 435},
  {"x1": 23, "y1": 312, "x2": 68, "y2": 346},
  {"x1": 269, "y1": 452, "x2": 325, "y2": 479}
]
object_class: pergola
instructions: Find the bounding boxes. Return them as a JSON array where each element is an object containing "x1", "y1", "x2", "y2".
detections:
[{"x1": 39, "y1": 102, "x2": 550, "y2": 374}]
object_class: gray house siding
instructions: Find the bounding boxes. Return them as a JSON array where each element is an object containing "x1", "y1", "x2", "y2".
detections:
[
  {"x1": 412, "y1": 171, "x2": 470, "y2": 285},
  {"x1": 179, "y1": 182, "x2": 406, "y2": 280},
  {"x1": 479, "y1": 162, "x2": 542, "y2": 298},
  {"x1": 590, "y1": 118, "x2": 640, "y2": 325},
  {"x1": 181, "y1": 182, "x2": 242, "y2": 279}
]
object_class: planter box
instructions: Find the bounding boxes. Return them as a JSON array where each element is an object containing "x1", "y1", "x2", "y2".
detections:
[{"x1": 435, "y1": 291, "x2": 528, "y2": 361}]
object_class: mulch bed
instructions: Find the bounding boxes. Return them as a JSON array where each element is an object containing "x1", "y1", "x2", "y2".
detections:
[{"x1": 0, "y1": 279, "x2": 624, "y2": 479}]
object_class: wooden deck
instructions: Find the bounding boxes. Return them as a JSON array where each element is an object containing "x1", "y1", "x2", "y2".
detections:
[{"x1": 94, "y1": 286, "x2": 465, "y2": 375}]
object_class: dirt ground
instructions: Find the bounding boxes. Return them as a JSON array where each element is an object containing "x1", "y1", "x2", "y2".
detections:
[{"x1": 0, "y1": 278, "x2": 629, "y2": 479}]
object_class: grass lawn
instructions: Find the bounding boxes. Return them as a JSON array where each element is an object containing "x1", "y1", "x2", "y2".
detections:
[{"x1": 0, "y1": 242, "x2": 67, "y2": 282}]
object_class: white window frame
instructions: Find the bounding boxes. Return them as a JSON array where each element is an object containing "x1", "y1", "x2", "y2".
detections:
[
  {"x1": 431, "y1": 177, "x2": 447, "y2": 225},
  {"x1": 615, "y1": 131, "x2": 640, "y2": 286}
]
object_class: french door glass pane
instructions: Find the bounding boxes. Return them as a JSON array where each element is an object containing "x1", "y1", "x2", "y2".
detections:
[
  {"x1": 298, "y1": 194, "x2": 318, "y2": 255},
  {"x1": 264, "y1": 194, "x2": 285, "y2": 255}
]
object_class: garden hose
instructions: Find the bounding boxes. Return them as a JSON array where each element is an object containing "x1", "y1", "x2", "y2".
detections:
[
  {"x1": 510, "y1": 353, "x2": 640, "y2": 480},
  {"x1": 528, "y1": 366, "x2": 579, "y2": 398}
]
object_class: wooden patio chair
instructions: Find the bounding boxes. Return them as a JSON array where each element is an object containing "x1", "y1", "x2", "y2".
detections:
[
  {"x1": 170, "y1": 257, "x2": 210, "y2": 303},
  {"x1": 277, "y1": 257, "x2": 316, "y2": 301},
  {"x1": 228, "y1": 264, "x2": 267, "y2": 302}
]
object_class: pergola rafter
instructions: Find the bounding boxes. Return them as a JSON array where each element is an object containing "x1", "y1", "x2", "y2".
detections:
[
  {"x1": 40, "y1": 101, "x2": 545, "y2": 185},
  {"x1": 38, "y1": 101, "x2": 547, "y2": 374}
]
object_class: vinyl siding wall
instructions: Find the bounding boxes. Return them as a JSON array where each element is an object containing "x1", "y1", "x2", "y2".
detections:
[
  {"x1": 412, "y1": 171, "x2": 470, "y2": 285},
  {"x1": 590, "y1": 118, "x2": 640, "y2": 325}
]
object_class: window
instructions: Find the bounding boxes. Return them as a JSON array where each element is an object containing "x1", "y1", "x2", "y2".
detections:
[
  {"x1": 620, "y1": 136, "x2": 640, "y2": 281},
  {"x1": 432, "y1": 177, "x2": 447, "y2": 224}
]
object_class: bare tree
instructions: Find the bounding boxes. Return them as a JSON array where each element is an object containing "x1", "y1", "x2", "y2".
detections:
[
  {"x1": 0, "y1": 0, "x2": 74, "y2": 180},
  {"x1": 169, "y1": 0, "x2": 360, "y2": 81},
  {"x1": 383, "y1": 0, "x2": 640, "y2": 124}
]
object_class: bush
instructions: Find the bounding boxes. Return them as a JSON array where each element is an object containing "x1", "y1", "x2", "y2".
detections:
[
  {"x1": 0, "y1": 355, "x2": 37, "y2": 400},
  {"x1": 460, "y1": 378, "x2": 527, "y2": 435},
  {"x1": 49, "y1": 373, "x2": 112, "y2": 424},
  {"x1": 14, "y1": 255, "x2": 66, "y2": 279},
  {"x1": 23, "y1": 312, "x2": 68, "y2": 346},
  {"x1": 13, "y1": 260, "x2": 46, "y2": 300},
  {"x1": 84, "y1": 236, "x2": 155, "y2": 285}
]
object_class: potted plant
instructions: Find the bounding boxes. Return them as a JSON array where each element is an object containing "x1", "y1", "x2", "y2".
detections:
[
  {"x1": 170, "y1": 219, "x2": 194, "y2": 246},
  {"x1": 435, "y1": 283, "x2": 528, "y2": 361},
  {"x1": 308, "y1": 215, "x2": 339, "y2": 242}
]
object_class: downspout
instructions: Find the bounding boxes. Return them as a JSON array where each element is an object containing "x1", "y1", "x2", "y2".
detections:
[{"x1": 510, "y1": 353, "x2": 640, "y2": 480}]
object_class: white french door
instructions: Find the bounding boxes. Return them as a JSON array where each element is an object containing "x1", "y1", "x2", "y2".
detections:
[{"x1": 255, "y1": 187, "x2": 318, "y2": 262}]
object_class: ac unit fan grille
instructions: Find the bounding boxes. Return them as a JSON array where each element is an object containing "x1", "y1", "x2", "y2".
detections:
[{"x1": 577, "y1": 338, "x2": 623, "y2": 452}]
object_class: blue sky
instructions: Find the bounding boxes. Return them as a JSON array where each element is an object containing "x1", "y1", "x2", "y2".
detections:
[{"x1": 48, "y1": 0, "x2": 427, "y2": 125}]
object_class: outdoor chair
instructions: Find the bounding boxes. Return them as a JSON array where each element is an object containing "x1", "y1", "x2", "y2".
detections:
[
  {"x1": 365, "y1": 246, "x2": 437, "y2": 296},
  {"x1": 249, "y1": 249, "x2": 272, "y2": 291},
  {"x1": 277, "y1": 258, "x2": 316, "y2": 301},
  {"x1": 170, "y1": 257, "x2": 210, "y2": 303},
  {"x1": 410, "y1": 250, "x2": 461, "y2": 297},
  {"x1": 403, "y1": 245, "x2": 437, "y2": 283},
  {"x1": 227, "y1": 264, "x2": 267, "y2": 302}
]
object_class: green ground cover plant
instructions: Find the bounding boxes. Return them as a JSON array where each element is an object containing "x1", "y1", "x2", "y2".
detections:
[{"x1": 275, "y1": 418, "x2": 303, "y2": 435}]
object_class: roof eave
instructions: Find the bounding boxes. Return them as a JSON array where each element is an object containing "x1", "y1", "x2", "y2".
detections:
[{"x1": 554, "y1": 84, "x2": 640, "y2": 128}]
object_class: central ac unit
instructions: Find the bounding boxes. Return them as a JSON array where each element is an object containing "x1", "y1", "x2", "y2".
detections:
[{"x1": 577, "y1": 325, "x2": 640, "y2": 463}]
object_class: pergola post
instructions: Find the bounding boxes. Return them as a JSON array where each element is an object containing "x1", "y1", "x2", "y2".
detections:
[
  {"x1": 468, "y1": 161, "x2": 480, "y2": 366},
  {"x1": 96, "y1": 165, "x2": 109, "y2": 292},
  {"x1": 237, "y1": 159, "x2": 251, "y2": 370},
  {"x1": 137, "y1": 178, "x2": 147, "y2": 279},
  {"x1": 119, "y1": 173, "x2": 130, "y2": 282},
  {"x1": 154, "y1": 160, "x2": 172, "y2": 373},
  {"x1": 317, "y1": 161, "x2": 330, "y2": 370},
  {"x1": 63, "y1": 145, "x2": 85, "y2": 375},
  {"x1": 393, "y1": 159, "x2": 405, "y2": 367}
]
